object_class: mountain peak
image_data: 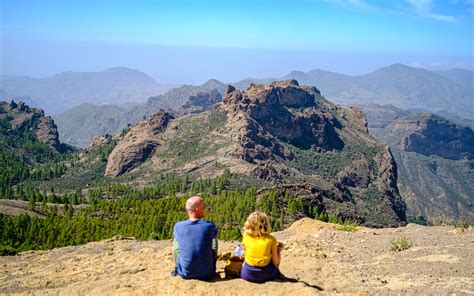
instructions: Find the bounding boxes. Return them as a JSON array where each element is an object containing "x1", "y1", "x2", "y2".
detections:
[{"x1": 201, "y1": 79, "x2": 226, "y2": 89}]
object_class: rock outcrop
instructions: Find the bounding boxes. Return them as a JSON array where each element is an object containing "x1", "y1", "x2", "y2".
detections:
[
  {"x1": 223, "y1": 80, "x2": 343, "y2": 152},
  {"x1": 394, "y1": 114, "x2": 473, "y2": 160},
  {"x1": 222, "y1": 81, "x2": 405, "y2": 226},
  {"x1": 0, "y1": 100, "x2": 71, "y2": 153},
  {"x1": 104, "y1": 81, "x2": 406, "y2": 226},
  {"x1": 105, "y1": 111, "x2": 174, "y2": 176},
  {"x1": 90, "y1": 134, "x2": 113, "y2": 148},
  {"x1": 177, "y1": 89, "x2": 222, "y2": 115}
]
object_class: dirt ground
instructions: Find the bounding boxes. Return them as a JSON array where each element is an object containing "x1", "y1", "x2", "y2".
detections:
[
  {"x1": 0, "y1": 199, "x2": 88, "y2": 218},
  {"x1": 1, "y1": 218, "x2": 473, "y2": 295},
  {"x1": 0, "y1": 200, "x2": 46, "y2": 218}
]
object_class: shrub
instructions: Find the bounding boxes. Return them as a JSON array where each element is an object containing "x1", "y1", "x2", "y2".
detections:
[
  {"x1": 336, "y1": 220, "x2": 360, "y2": 232},
  {"x1": 390, "y1": 236, "x2": 413, "y2": 251},
  {"x1": 0, "y1": 245, "x2": 17, "y2": 256},
  {"x1": 148, "y1": 232, "x2": 161, "y2": 240},
  {"x1": 453, "y1": 220, "x2": 470, "y2": 231}
]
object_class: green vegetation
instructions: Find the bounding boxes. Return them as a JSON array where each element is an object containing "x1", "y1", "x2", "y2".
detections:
[
  {"x1": 0, "y1": 171, "x2": 310, "y2": 254},
  {"x1": 160, "y1": 109, "x2": 229, "y2": 165},
  {"x1": 23, "y1": 139, "x2": 116, "y2": 192},
  {"x1": 390, "y1": 236, "x2": 413, "y2": 251},
  {"x1": 407, "y1": 215, "x2": 428, "y2": 226},
  {"x1": 313, "y1": 208, "x2": 361, "y2": 229},
  {"x1": 336, "y1": 220, "x2": 360, "y2": 232},
  {"x1": 285, "y1": 141, "x2": 380, "y2": 179},
  {"x1": 0, "y1": 116, "x2": 74, "y2": 197},
  {"x1": 360, "y1": 184, "x2": 380, "y2": 201},
  {"x1": 453, "y1": 220, "x2": 470, "y2": 231}
]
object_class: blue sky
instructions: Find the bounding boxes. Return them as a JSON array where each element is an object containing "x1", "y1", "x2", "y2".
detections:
[{"x1": 1, "y1": 0, "x2": 473, "y2": 83}]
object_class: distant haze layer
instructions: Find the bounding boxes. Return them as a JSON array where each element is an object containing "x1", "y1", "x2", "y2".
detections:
[{"x1": 2, "y1": 39, "x2": 472, "y2": 85}]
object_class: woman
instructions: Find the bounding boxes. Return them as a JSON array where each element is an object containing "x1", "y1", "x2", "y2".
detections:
[{"x1": 240, "y1": 211, "x2": 283, "y2": 283}]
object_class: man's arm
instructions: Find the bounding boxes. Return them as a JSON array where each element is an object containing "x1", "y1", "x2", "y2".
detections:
[{"x1": 172, "y1": 225, "x2": 180, "y2": 265}]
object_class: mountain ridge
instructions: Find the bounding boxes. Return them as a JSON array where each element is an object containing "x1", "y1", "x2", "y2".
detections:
[
  {"x1": 235, "y1": 64, "x2": 474, "y2": 120},
  {"x1": 0, "y1": 67, "x2": 178, "y2": 114}
]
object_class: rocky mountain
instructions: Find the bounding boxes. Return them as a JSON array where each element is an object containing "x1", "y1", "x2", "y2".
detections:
[
  {"x1": 393, "y1": 113, "x2": 473, "y2": 161},
  {"x1": 104, "y1": 80, "x2": 406, "y2": 227},
  {"x1": 236, "y1": 64, "x2": 474, "y2": 120},
  {"x1": 0, "y1": 67, "x2": 177, "y2": 114},
  {"x1": 55, "y1": 79, "x2": 226, "y2": 147},
  {"x1": 54, "y1": 64, "x2": 474, "y2": 148},
  {"x1": 360, "y1": 104, "x2": 474, "y2": 224},
  {"x1": 139, "y1": 79, "x2": 226, "y2": 117},
  {"x1": 0, "y1": 101, "x2": 71, "y2": 153},
  {"x1": 0, "y1": 100, "x2": 74, "y2": 193}
]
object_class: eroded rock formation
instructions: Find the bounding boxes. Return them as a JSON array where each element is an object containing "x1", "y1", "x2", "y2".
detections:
[
  {"x1": 105, "y1": 111, "x2": 174, "y2": 176},
  {"x1": 0, "y1": 100, "x2": 71, "y2": 153},
  {"x1": 394, "y1": 114, "x2": 473, "y2": 160}
]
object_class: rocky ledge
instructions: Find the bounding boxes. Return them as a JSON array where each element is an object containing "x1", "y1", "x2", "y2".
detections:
[
  {"x1": 1, "y1": 219, "x2": 472, "y2": 295},
  {"x1": 105, "y1": 111, "x2": 174, "y2": 176}
]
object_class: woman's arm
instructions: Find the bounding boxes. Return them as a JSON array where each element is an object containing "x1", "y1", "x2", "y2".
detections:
[{"x1": 271, "y1": 240, "x2": 281, "y2": 267}]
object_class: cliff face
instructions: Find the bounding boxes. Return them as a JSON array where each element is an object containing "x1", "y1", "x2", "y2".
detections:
[
  {"x1": 223, "y1": 80, "x2": 343, "y2": 152},
  {"x1": 393, "y1": 114, "x2": 473, "y2": 160},
  {"x1": 103, "y1": 81, "x2": 405, "y2": 227},
  {"x1": 361, "y1": 104, "x2": 474, "y2": 224},
  {"x1": 105, "y1": 111, "x2": 174, "y2": 176},
  {"x1": 0, "y1": 100, "x2": 70, "y2": 153}
]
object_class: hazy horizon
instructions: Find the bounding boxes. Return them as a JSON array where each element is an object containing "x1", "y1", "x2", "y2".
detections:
[
  {"x1": 1, "y1": 40, "x2": 472, "y2": 85},
  {"x1": 2, "y1": 0, "x2": 473, "y2": 84}
]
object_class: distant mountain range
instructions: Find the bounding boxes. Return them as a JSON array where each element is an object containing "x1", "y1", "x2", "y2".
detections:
[
  {"x1": 29, "y1": 63, "x2": 473, "y2": 147},
  {"x1": 236, "y1": 64, "x2": 474, "y2": 120},
  {"x1": 0, "y1": 67, "x2": 178, "y2": 114},
  {"x1": 55, "y1": 79, "x2": 227, "y2": 147}
]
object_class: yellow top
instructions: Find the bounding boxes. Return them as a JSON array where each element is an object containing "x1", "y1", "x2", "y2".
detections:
[{"x1": 242, "y1": 233, "x2": 277, "y2": 267}]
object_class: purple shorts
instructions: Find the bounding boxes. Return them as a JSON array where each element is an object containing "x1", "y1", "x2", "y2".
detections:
[{"x1": 240, "y1": 261, "x2": 280, "y2": 283}]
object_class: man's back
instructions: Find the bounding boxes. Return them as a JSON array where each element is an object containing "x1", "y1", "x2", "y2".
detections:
[{"x1": 173, "y1": 219, "x2": 217, "y2": 279}]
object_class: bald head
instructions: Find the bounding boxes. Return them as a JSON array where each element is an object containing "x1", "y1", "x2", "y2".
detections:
[{"x1": 186, "y1": 196, "x2": 205, "y2": 220}]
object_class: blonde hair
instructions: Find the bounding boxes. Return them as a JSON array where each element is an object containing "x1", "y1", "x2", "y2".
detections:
[{"x1": 243, "y1": 211, "x2": 271, "y2": 237}]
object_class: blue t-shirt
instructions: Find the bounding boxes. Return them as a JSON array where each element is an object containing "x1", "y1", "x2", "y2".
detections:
[{"x1": 173, "y1": 219, "x2": 218, "y2": 279}]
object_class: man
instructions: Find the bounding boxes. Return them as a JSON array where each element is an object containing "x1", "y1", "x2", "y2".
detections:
[{"x1": 172, "y1": 196, "x2": 218, "y2": 280}]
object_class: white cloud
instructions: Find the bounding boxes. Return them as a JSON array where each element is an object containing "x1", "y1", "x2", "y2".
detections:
[{"x1": 406, "y1": 0, "x2": 457, "y2": 22}]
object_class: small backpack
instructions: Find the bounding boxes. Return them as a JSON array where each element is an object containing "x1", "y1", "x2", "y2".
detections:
[{"x1": 224, "y1": 256, "x2": 244, "y2": 279}]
